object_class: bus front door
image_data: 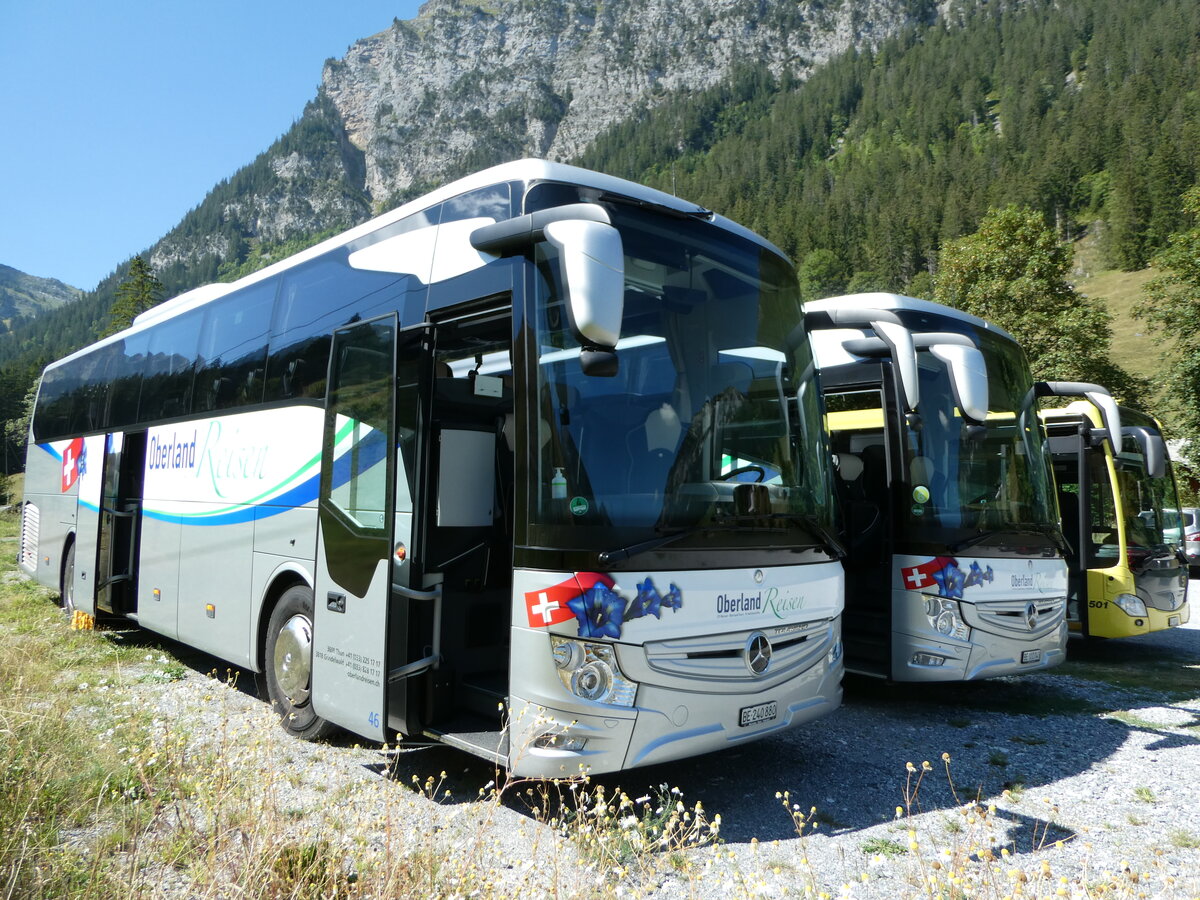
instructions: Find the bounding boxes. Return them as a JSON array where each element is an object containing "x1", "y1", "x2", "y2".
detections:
[
  {"x1": 312, "y1": 315, "x2": 434, "y2": 741},
  {"x1": 96, "y1": 431, "x2": 145, "y2": 617}
]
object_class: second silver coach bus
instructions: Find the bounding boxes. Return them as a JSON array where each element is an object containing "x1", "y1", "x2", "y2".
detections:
[
  {"x1": 19, "y1": 160, "x2": 844, "y2": 776},
  {"x1": 807, "y1": 294, "x2": 1077, "y2": 681}
]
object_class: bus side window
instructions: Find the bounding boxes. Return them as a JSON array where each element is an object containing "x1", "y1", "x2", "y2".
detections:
[
  {"x1": 140, "y1": 311, "x2": 200, "y2": 422},
  {"x1": 192, "y1": 281, "x2": 275, "y2": 414},
  {"x1": 266, "y1": 257, "x2": 410, "y2": 402}
]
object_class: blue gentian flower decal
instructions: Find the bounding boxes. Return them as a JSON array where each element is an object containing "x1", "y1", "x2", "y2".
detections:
[
  {"x1": 963, "y1": 561, "x2": 995, "y2": 590},
  {"x1": 628, "y1": 578, "x2": 664, "y2": 620},
  {"x1": 567, "y1": 583, "x2": 627, "y2": 639},
  {"x1": 932, "y1": 561, "x2": 967, "y2": 600},
  {"x1": 662, "y1": 583, "x2": 683, "y2": 611}
]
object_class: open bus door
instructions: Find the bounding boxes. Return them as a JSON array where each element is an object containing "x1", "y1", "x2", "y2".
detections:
[
  {"x1": 67, "y1": 432, "x2": 144, "y2": 618},
  {"x1": 311, "y1": 315, "x2": 437, "y2": 740}
]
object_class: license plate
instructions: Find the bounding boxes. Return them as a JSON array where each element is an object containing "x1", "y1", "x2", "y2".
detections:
[
  {"x1": 1021, "y1": 649, "x2": 1042, "y2": 664},
  {"x1": 1169, "y1": 615, "x2": 1181, "y2": 627},
  {"x1": 739, "y1": 701, "x2": 778, "y2": 727}
]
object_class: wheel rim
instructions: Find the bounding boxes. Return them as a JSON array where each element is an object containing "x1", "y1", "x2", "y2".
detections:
[
  {"x1": 274, "y1": 613, "x2": 313, "y2": 705},
  {"x1": 63, "y1": 550, "x2": 76, "y2": 614}
]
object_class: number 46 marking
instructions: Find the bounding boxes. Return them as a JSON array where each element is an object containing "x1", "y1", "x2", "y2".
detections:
[{"x1": 367, "y1": 711, "x2": 381, "y2": 729}]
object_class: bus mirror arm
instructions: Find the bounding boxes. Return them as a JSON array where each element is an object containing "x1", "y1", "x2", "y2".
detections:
[
  {"x1": 804, "y1": 307, "x2": 919, "y2": 412},
  {"x1": 471, "y1": 204, "x2": 624, "y2": 376},
  {"x1": 1036, "y1": 382, "x2": 1122, "y2": 453}
]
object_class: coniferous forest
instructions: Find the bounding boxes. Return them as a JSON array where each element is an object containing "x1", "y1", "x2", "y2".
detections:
[{"x1": 2, "y1": 0, "x2": 1199, "y2": 473}]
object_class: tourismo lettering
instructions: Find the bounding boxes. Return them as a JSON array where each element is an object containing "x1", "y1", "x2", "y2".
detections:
[{"x1": 148, "y1": 431, "x2": 197, "y2": 471}]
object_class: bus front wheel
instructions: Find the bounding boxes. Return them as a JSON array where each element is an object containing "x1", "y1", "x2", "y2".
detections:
[{"x1": 264, "y1": 585, "x2": 336, "y2": 740}]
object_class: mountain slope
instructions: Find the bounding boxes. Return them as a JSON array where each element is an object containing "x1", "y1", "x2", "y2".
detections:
[{"x1": 0, "y1": 265, "x2": 81, "y2": 326}]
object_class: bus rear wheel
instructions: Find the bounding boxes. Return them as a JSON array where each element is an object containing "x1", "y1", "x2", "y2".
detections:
[
  {"x1": 60, "y1": 542, "x2": 77, "y2": 615},
  {"x1": 264, "y1": 585, "x2": 336, "y2": 740}
]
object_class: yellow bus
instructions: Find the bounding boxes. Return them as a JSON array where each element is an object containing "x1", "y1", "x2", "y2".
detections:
[{"x1": 1043, "y1": 401, "x2": 1189, "y2": 638}]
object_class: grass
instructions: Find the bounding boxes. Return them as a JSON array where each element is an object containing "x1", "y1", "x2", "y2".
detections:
[
  {"x1": 1, "y1": 507, "x2": 1195, "y2": 899},
  {"x1": 860, "y1": 836, "x2": 907, "y2": 857},
  {"x1": 1170, "y1": 829, "x2": 1200, "y2": 850},
  {"x1": 1075, "y1": 265, "x2": 1163, "y2": 380},
  {"x1": 1133, "y1": 786, "x2": 1158, "y2": 804}
]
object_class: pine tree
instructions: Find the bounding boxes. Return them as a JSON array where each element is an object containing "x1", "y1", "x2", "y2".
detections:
[{"x1": 104, "y1": 256, "x2": 163, "y2": 337}]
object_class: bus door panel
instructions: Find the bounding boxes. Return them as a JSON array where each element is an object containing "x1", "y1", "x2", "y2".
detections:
[
  {"x1": 70, "y1": 434, "x2": 108, "y2": 616},
  {"x1": 96, "y1": 431, "x2": 145, "y2": 616},
  {"x1": 313, "y1": 315, "x2": 432, "y2": 740}
]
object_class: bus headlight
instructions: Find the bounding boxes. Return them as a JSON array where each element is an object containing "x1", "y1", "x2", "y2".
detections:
[
  {"x1": 924, "y1": 596, "x2": 970, "y2": 641},
  {"x1": 1112, "y1": 593, "x2": 1148, "y2": 617},
  {"x1": 550, "y1": 636, "x2": 637, "y2": 707}
]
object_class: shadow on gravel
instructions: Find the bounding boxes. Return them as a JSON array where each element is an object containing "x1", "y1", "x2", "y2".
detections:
[{"x1": 95, "y1": 616, "x2": 1200, "y2": 852}]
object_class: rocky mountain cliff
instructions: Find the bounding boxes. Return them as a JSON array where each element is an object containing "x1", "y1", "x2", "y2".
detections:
[
  {"x1": 150, "y1": 0, "x2": 935, "y2": 280},
  {"x1": 0, "y1": 264, "x2": 81, "y2": 326}
]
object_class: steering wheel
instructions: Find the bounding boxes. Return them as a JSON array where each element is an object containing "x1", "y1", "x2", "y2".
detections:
[{"x1": 719, "y1": 465, "x2": 766, "y2": 483}]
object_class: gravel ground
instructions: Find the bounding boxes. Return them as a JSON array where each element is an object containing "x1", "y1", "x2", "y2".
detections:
[{"x1": 84, "y1": 584, "x2": 1200, "y2": 899}]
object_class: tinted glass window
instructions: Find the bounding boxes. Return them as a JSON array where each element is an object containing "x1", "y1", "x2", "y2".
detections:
[
  {"x1": 68, "y1": 344, "x2": 117, "y2": 436},
  {"x1": 33, "y1": 362, "x2": 78, "y2": 441},
  {"x1": 266, "y1": 256, "x2": 407, "y2": 402},
  {"x1": 193, "y1": 280, "x2": 275, "y2": 413},
  {"x1": 106, "y1": 332, "x2": 150, "y2": 429},
  {"x1": 140, "y1": 310, "x2": 200, "y2": 421}
]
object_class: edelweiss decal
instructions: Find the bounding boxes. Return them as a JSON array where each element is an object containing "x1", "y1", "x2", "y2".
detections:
[{"x1": 900, "y1": 556, "x2": 994, "y2": 600}]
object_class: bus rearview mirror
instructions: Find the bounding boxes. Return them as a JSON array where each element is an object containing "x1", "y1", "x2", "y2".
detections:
[
  {"x1": 471, "y1": 205, "x2": 625, "y2": 376},
  {"x1": 927, "y1": 343, "x2": 989, "y2": 424},
  {"x1": 542, "y1": 219, "x2": 625, "y2": 375}
]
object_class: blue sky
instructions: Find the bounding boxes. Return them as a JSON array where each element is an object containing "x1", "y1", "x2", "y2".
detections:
[{"x1": 1, "y1": 1, "x2": 423, "y2": 291}]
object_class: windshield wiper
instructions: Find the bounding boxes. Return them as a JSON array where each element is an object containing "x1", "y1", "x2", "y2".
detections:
[
  {"x1": 598, "y1": 525, "x2": 721, "y2": 565},
  {"x1": 748, "y1": 513, "x2": 846, "y2": 558},
  {"x1": 950, "y1": 524, "x2": 1067, "y2": 555}
]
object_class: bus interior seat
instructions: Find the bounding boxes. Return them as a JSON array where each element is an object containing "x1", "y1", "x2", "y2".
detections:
[
  {"x1": 836, "y1": 452, "x2": 864, "y2": 483},
  {"x1": 626, "y1": 401, "x2": 682, "y2": 496}
]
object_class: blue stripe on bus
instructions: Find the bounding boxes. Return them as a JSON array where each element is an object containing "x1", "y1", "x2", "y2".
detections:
[{"x1": 41, "y1": 431, "x2": 383, "y2": 528}]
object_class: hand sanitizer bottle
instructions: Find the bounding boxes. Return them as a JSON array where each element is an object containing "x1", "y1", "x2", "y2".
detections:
[{"x1": 551, "y1": 467, "x2": 567, "y2": 499}]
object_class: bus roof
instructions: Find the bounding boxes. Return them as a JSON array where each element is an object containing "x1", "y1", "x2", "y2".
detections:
[
  {"x1": 47, "y1": 160, "x2": 787, "y2": 372},
  {"x1": 806, "y1": 293, "x2": 1017, "y2": 344}
]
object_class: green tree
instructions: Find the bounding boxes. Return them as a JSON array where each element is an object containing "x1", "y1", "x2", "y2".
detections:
[
  {"x1": 933, "y1": 205, "x2": 1138, "y2": 396},
  {"x1": 104, "y1": 256, "x2": 163, "y2": 336},
  {"x1": 1133, "y1": 186, "x2": 1200, "y2": 447},
  {"x1": 798, "y1": 249, "x2": 849, "y2": 302}
]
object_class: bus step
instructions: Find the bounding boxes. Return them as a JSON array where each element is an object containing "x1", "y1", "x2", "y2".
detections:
[
  {"x1": 426, "y1": 725, "x2": 508, "y2": 766},
  {"x1": 458, "y1": 673, "x2": 507, "y2": 717}
]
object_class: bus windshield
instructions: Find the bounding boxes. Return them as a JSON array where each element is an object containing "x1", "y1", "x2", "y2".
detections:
[
  {"x1": 903, "y1": 329, "x2": 1058, "y2": 547},
  {"x1": 526, "y1": 205, "x2": 834, "y2": 558},
  {"x1": 1117, "y1": 436, "x2": 1180, "y2": 552}
]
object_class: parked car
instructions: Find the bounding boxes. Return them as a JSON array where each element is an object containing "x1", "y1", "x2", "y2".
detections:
[{"x1": 1158, "y1": 507, "x2": 1200, "y2": 574}]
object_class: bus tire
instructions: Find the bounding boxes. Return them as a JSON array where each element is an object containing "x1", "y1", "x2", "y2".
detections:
[
  {"x1": 264, "y1": 585, "x2": 336, "y2": 740},
  {"x1": 60, "y1": 541, "x2": 76, "y2": 615}
]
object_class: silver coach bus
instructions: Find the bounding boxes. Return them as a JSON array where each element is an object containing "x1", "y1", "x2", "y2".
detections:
[
  {"x1": 20, "y1": 160, "x2": 844, "y2": 776},
  {"x1": 807, "y1": 294, "x2": 1077, "y2": 682}
]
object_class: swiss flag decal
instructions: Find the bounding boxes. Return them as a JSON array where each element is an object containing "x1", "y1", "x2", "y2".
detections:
[
  {"x1": 524, "y1": 573, "x2": 614, "y2": 628},
  {"x1": 61, "y1": 438, "x2": 85, "y2": 493},
  {"x1": 899, "y1": 555, "x2": 957, "y2": 590}
]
